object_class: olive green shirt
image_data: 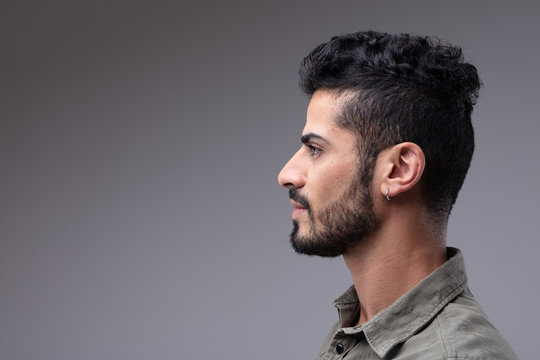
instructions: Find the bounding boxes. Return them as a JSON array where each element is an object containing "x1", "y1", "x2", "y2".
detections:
[{"x1": 317, "y1": 248, "x2": 518, "y2": 359}]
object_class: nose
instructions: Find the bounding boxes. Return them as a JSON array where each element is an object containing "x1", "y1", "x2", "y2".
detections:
[{"x1": 278, "y1": 149, "x2": 307, "y2": 189}]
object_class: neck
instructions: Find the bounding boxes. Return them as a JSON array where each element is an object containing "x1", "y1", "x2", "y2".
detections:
[{"x1": 343, "y1": 206, "x2": 447, "y2": 325}]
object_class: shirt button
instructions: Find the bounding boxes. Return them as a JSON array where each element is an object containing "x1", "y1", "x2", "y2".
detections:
[{"x1": 335, "y1": 343, "x2": 344, "y2": 354}]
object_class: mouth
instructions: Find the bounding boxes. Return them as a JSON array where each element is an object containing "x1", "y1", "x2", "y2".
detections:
[{"x1": 290, "y1": 199, "x2": 307, "y2": 219}]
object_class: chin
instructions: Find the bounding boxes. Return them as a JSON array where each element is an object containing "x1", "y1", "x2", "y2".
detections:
[{"x1": 289, "y1": 222, "x2": 346, "y2": 258}]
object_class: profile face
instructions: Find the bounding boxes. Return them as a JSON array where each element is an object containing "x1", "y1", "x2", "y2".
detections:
[{"x1": 278, "y1": 90, "x2": 379, "y2": 257}]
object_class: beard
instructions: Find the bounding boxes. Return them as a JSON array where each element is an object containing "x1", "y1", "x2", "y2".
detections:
[{"x1": 288, "y1": 172, "x2": 379, "y2": 258}]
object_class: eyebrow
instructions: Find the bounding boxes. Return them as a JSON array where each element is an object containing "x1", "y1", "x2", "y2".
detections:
[{"x1": 301, "y1": 133, "x2": 329, "y2": 145}]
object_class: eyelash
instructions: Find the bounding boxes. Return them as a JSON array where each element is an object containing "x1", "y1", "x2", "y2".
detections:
[{"x1": 307, "y1": 144, "x2": 322, "y2": 157}]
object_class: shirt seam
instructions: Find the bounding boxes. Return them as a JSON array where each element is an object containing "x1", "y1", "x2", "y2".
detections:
[
  {"x1": 436, "y1": 316, "x2": 449, "y2": 358},
  {"x1": 334, "y1": 300, "x2": 358, "y2": 306}
]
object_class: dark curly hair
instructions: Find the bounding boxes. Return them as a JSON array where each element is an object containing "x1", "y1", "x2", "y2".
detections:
[{"x1": 299, "y1": 30, "x2": 481, "y2": 222}]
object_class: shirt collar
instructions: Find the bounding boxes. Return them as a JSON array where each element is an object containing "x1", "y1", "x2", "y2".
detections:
[{"x1": 332, "y1": 247, "x2": 468, "y2": 358}]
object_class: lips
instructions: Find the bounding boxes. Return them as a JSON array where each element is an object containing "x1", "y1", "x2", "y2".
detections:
[
  {"x1": 288, "y1": 188, "x2": 310, "y2": 209},
  {"x1": 288, "y1": 188, "x2": 310, "y2": 219},
  {"x1": 290, "y1": 199, "x2": 307, "y2": 219},
  {"x1": 290, "y1": 199, "x2": 306, "y2": 209}
]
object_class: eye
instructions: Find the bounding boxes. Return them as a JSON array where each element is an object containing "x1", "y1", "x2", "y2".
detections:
[{"x1": 307, "y1": 144, "x2": 322, "y2": 157}]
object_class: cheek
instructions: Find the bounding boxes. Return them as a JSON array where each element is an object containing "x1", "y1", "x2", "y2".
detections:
[{"x1": 309, "y1": 162, "x2": 357, "y2": 204}]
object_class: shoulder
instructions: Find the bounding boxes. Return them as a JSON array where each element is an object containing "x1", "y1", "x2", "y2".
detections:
[
  {"x1": 392, "y1": 287, "x2": 518, "y2": 360},
  {"x1": 434, "y1": 287, "x2": 518, "y2": 360}
]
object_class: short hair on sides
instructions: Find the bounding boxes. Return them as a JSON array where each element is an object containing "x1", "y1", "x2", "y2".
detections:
[{"x1": 299, "y1": 30, "x2": 481, "y2": 223}]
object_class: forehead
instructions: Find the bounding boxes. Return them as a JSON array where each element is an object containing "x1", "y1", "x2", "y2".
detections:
[{"x1": 303, "y1": 90, "x2": 355, "y2": 142}]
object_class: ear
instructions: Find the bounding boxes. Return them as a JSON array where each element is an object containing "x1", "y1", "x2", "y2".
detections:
[{"x1": 379, "y1": 142, "x2": 425, "y2": 199}]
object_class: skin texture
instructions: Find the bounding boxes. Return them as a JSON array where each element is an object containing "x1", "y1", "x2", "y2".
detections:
[{"x1": 278, "y1": 89, "x2": 447, "y2": 324}]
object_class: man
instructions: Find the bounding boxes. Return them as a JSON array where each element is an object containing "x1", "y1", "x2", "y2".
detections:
[{"x1": 278, "y1": 31, "x2": 517, "y2": 359}]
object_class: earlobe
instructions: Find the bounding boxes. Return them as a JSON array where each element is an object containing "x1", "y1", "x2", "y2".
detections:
[{"x1": 379, "y1": 142, "x2": 425, "y2": 199}]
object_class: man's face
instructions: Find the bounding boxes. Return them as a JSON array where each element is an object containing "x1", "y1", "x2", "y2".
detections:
[{"x1": 278, "y1": 90, "x2": 379, "y2": 257}]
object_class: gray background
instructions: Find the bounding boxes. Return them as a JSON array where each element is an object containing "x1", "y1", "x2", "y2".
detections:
[{"x1": 2, "y1": 1, "x2": 539, "y2": 359}]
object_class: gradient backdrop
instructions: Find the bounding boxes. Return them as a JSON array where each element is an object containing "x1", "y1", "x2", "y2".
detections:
[{"x1": 2, "y1": 1, "x2": 539, "y2": 359}]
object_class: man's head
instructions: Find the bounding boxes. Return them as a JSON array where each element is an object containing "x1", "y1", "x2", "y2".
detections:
[{"x1": 278, "y1": 30, "x2": 481, "y2": 257}]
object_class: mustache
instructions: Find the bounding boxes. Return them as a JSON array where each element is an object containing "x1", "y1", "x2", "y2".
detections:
[{"x1": 289, "y1": 187, "x2": 311, "y2": 210}]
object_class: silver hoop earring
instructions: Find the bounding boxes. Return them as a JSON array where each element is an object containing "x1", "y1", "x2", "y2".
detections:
[{"x1": 385, "y1": 188, "x2": 391, "y2": 201}]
